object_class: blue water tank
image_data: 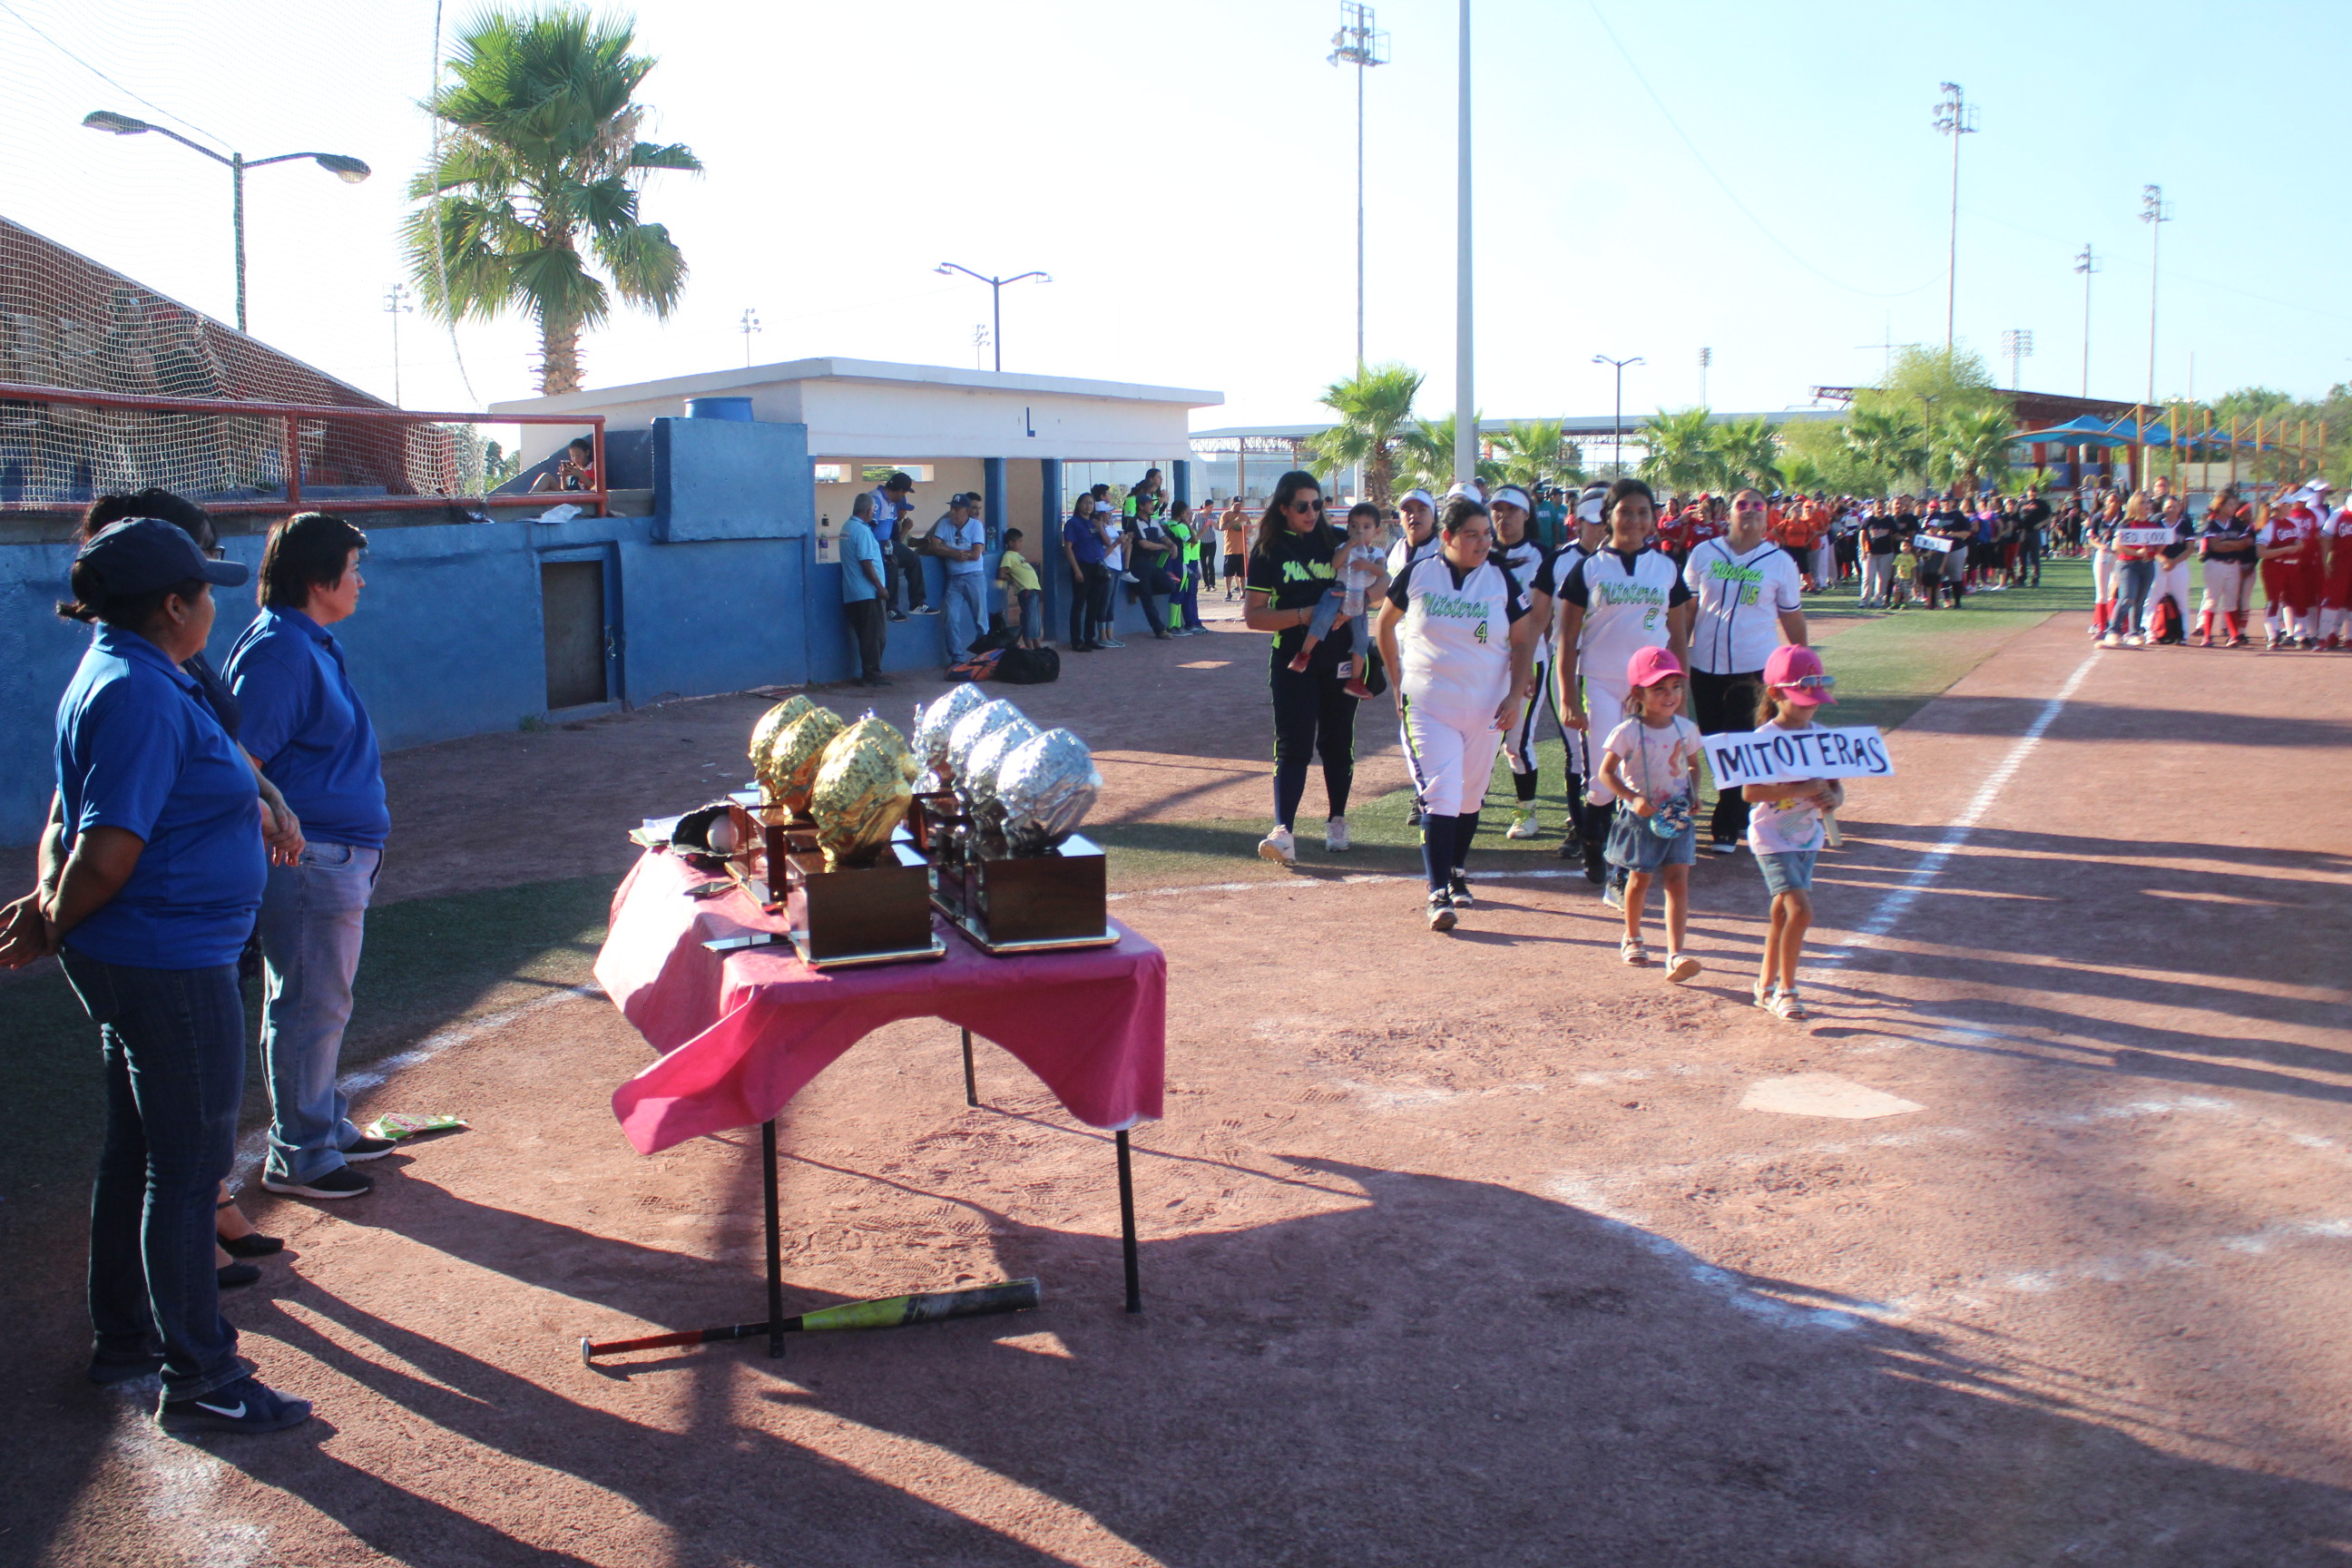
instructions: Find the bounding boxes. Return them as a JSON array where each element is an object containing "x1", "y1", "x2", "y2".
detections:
[{"x1": 684, "y1": 396, "x2": 755, "y2": 421}]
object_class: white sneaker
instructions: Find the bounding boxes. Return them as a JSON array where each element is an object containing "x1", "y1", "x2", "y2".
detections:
[
  {"x1": 1325, "y1": 818, "x2": 1350, "y2": 853},
  {"x1": 1504, "y1": 806, "x2": 1539, "y2": 839},
  {"x1": 1258, "y1": 826, "x2": 1296, "y2": 867},
  {"x1": 2123, "y1": 632, "x2": 2145, "y2": 648},
  {"x1": 2099, "y1": 632, "x2": 2122, "y2": 648}
]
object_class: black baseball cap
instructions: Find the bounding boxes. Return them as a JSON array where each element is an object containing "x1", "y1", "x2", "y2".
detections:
[{"x1": 74, "y1": 517, "x2": 248, "y2": 596}]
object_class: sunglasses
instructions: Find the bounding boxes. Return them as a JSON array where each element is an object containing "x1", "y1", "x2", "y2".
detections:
[
  {"x1": 1779, "y1": 674, "x2": 1837, "y2": 691},
  {"x1": 1288, "y1": 497, "x2": 1324, "y2": 513}
]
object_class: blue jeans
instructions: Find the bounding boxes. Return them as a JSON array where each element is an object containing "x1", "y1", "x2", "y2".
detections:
[
  {"x1": 258, "y1": 840, "x2": 381, "y2": 1183},
  {"x1": 941, "y1": 571, "x2": 986, "y2": 662},
  {"x1": 2112, "y1": 557, "x2": 2155, "y2": 636},
  {"x1": 60, "y1": 951, "x2": 251, "y2": 1400},
  {"x1": 1017, "y1": 589, "x2": 1041, "y2": 642}
]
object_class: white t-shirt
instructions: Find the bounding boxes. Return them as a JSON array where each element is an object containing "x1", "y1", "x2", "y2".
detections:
[
  {"x1": 1602, "y1": 713, "x2": 1700, "y2": 804},
  {"x1": 1683, "y1": 537, "x2": 1804, "y2": 675},
  {"x1": 1385, "y1": 553, "x2": 1528, "y2": 719},
  {"x1": 1387, "y1": 533, "x2": 1440, "y2": 577},
  {"x1": 1746, "y1": 720, "x2": 1829, "y2": 855}
]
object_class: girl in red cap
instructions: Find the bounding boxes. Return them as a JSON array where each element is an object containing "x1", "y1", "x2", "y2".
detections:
[
  {"x1": 1596, "y1": 645, "x2": 1703, "y2": 981},
  {"x1": 1742, "y1": 644, "x2": 1846, "y2": 1020}
]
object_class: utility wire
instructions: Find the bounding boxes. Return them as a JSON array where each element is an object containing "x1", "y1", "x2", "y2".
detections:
[
  {"x1": 0, "y1": 0, "x2": 232, "y2": 150},
  {"x1": 1585, "y1": 0, "x2": 1929, "y2": 302}
]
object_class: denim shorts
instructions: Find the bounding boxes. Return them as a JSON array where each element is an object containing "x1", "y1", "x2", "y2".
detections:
[
  {"x1": 1757, "y1": 849, "x2": 1818, "y2": 897},
  {"x1": 1605, "y1": 806, "x2": 1696, "y2": 872}
]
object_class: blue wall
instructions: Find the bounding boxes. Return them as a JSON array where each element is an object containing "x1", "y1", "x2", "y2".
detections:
[{"x1": 0, "y1": 425, "x2": 1165, "y2": 843}]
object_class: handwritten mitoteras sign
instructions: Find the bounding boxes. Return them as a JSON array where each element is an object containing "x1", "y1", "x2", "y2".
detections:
[
  {"x1": 1703, "y1": 726, "x2": 1895, "y2": 788},
  {"x1": 2114, "y1": 527, "x2": 2176, "y2": 548},
  {"x1": 1910, "y1": 533, "x2": 1953, "y2": 553}
]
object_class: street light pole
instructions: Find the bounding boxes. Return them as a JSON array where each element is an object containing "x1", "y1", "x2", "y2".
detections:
[
  {"x1": 1328, "y1": 3, "x2": 1389, "y2": 372},
  {"x1": 1454, "y1": 0, "x2": 1475, "y2": 487},
  {"x1": 935, "y1": 263, "x2": 1051, "y2": 373},
  {"x1": 2073, "y1": 242, "x2": 2100, "y2": 397},
  {"x1": 1593, "y1": 354, "x2": 1642, "y2": 477},
  {"x1": 383, "y1": 283, "x2": 413, "y2": 407},
  {"x1": 1932, "y1": 83, "x2": 1978, "y2": 356},
  {"x1": 82, "y1": 111, "x2": 370, "y2": 334}
]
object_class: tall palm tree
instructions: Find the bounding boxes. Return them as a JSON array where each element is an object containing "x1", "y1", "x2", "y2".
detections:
[
  {"x1": 405, "y1": 9, "x2": 701, "y2": 395},
  {"x1": 1637, "y1": 407, "x2": 1720, "y2": 496},
  {"x1": 1310, "y1": 362, "x2": 1422, "y2": 505},
  {"x1": 1490, "y1": 418, "x2": 1585, "y2": 490},
  {"x1": 1843, "y1": 407, "x2": 1928, "y2": 492}
]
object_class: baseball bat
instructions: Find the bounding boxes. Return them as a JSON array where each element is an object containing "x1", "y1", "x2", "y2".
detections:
[{"x1": 580, "y1": 1277, "x2": 1041, "y2": 1363}]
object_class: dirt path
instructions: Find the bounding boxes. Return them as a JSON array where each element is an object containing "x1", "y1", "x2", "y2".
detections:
[{"x1": 24, "y1": 622, "x2": 2352, "y2": 1566}]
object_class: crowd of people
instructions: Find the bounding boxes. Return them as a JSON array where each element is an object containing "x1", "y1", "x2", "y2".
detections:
[
  {"x1": 1237, "y1": 471, "x2": 1841, "y2": 1019},
  {"x1": 3, "y1": 491, "x2": 403, "y2": 1436}
]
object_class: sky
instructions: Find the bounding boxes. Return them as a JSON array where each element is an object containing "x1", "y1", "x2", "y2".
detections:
[{"x1": 4, "y1": 0, "x2": 2348, "y2": 433}]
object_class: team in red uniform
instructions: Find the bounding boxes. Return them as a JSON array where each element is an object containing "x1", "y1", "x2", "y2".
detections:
[{"x1": 2257, "y1": 497, "x2": 2326, "y2": 649}]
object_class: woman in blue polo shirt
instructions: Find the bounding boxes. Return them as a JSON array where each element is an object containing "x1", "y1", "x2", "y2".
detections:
[
  {"x1": 0, "y1": 519, "x2": 311, "y2": 1434},
  {"x1": 227, "y1": 514, "x2": 395, "y2": 1204}
]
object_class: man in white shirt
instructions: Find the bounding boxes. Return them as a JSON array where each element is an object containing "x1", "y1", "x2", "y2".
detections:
[{"x1": 1683, "y1": 486, "x2": 1808, "y2": 853}]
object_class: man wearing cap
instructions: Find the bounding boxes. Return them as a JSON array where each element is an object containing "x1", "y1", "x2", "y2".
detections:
[
  {"x1": 8, "y1": 519, "x2": 313, "y2": 1433},
  {"x1": 1682, "y1": 487, "x2": 1808, "y2": 855},
  {"x1": 927, "y1": 492, "x2": 990, "y2": 667},
  {"x1": 866, "y1": 471, "x2": 934, "y2": 622}
]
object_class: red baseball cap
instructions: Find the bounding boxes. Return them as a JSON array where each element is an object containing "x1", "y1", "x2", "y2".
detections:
[
  {"x1": 1626, "y1": 645, "x2": 1684, "y2": 688},
  {"x1": 1763, "y1": 643, "x2": 1837, "y2": 704}
]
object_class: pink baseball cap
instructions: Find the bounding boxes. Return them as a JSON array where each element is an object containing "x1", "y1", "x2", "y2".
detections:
[
  {"x1": 1764, "y1": 644, "x2": 1837, "y2": 704},
  {"x1": 1626, "y1": 645, "x2": 1684, "y2": 688}
]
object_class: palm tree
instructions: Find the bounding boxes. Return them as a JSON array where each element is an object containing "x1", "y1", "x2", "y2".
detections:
[
  {"x1": 1939, "y1": 407, "x2": 2015, "y2": 495},
  {"x1": 1310, "y1": 362, "x2": 1422, "y2": 505},
  {"x1": 405, "y1": 9, "x2": 701, "y2": 395},
  {"x1": 1713, "y1": 416, "x2": 1783, "y2": 492},
  {"x1": 1843, "y1": 407, "x2": 1928, "y2": 492},
  {"x1": 1490, "y1": 418, "x2": 1585, "y2": 490},
  {"x1": 1779, "y1": 454, "x2": 1827, "y2": 495},
  {"x1": 1398, "y1": 413, "x2": 1500, "y2": 495},
  {"x1": 1637, "y1": 407, "x2": 1720, "y2": 497}
]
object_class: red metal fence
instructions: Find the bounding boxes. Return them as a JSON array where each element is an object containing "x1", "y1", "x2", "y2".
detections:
[{"x1": 0, "y1": 380, "x2": 606, "y2": 518}]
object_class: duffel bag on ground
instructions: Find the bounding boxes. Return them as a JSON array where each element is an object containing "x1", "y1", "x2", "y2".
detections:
[{"x1": 992, "y1": 645, "x2": 1061, "y2": 684}]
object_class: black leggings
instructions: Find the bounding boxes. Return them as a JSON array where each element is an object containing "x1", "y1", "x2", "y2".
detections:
[
  {"x1": 1269, "y1": 661, "x2": 1358, "y2": 829},
  {"x1": 1689, "y1": 667, "x2": 1763, "y2": 842},
  {"x1": 1069, "y1": 561, "x2": 1112, "y2": 646}
]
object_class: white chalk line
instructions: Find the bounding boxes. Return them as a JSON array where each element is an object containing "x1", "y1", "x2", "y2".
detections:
[
  {"x1": 229, "y1": 981, "x2": 607, "y2": 1185},
  {"x1": 1810, "y1": 649, "x2": 2099, "y2": 972}
]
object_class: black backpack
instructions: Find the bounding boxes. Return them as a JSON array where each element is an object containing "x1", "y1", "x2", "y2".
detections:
[{"x1": 993, "y1": 645, "x2": 1061, "y2": 685}]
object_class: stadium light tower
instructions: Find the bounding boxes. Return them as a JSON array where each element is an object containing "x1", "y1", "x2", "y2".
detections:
[
  {"x1": 2073, "y1": 243, "x2": 2101, "y2": 397},
  {"x1": 2141, "y1": 184, "x2": 2172, "y2": 407},
  {"x1": 2001, "y1": 328, "x2": 2033, "y2": 392},
  {"x1": 1932, "y1": 83, "x2": 1979, "y2": 355},
  {"x1": 935, "y1": 264, "x2": 1050, "y2": 373},
  {"x1": 1698, "y1": 346, "x2": 1712, "y2": 407},
  {"x1": 1453, "y1": 0, "x2": 1475, "y2": 487},
  {"x1": 1328, "y1": 2, "x2": 1389, "y2": 370},
  {"x1": 83, "y1": 110, "x2": 370, "y2": 334},
  {"x1": 383, "y1": 283, "x2": 413, "y2": 407}
]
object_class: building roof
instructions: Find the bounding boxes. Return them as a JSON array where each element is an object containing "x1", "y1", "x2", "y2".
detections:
[
  {"x1": 493, "y1": 357, "x2": 1221, "y2": 417},
  {"x1": 1189, "y1": 409, "x2": 1842, "y2": 442}
]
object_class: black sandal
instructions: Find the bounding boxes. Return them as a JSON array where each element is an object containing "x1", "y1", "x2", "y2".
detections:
[{"x1": 217, "y1": 1196, "x2": 284, "y2": 1259}]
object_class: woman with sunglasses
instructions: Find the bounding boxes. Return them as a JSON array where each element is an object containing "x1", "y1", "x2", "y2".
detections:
[{"x1": 1243, "y1": 471, "x2": 1360, "y2": 863}]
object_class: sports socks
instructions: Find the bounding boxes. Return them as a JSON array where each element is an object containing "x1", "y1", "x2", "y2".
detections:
[
  {"x1": 1419, "y1": 812, "x2": 1458, "y2": 891},
  {"x1": 1512, "y1": 768, "x2": 1538, "y2": 804},
  {"x1": 1452, "y1": 810, "x2": 1482, "y2": 876}
]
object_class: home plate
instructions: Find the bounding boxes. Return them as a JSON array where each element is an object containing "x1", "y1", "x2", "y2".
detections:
[{"x1": 1740, "y1": 1073, "x2": 1924, "y2": 1120}]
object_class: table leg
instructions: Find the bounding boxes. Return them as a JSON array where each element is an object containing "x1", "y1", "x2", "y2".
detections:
[
  {"x1": 1116, "y1": 1128, "x2": 1142, "y2": 1313},
  {"x1": 762, "y1": 1118, "x2": 785, "y2": 1358},
  {"x1": 961, "y1": 1025, "x2": 978, "y2": 1108}
]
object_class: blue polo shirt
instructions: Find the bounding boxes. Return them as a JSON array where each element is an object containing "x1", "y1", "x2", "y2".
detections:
[
  {"x1": 1063, "y1": 513, "x2": 1106, "y2": 565},
  {"x1": 226, "y1": 608, "x2": 389, "y2": 849},
  {"x1": 838, "y1": 518, "x2": 882, "y2": 603},
  {"x1": 56, "y1": 627, "x2": 267, "y2": 969}
]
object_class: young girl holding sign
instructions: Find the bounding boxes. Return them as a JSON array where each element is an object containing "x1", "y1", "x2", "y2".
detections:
[
  {"x1": 1597, "y1": 647, "x2": 1703, "y2": 982},
  {"x1": 1742, "y1": 644, "x2": 1846, "y2": 1021}
]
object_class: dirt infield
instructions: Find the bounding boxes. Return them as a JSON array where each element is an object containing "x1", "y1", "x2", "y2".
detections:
[{"x1": 15, "y1": 615, "x2": 2352, "y2": 1565}]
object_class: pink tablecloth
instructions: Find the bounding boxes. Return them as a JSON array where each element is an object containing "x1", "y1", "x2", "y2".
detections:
[{"x1": 595, "y1": 850, "x2": 1166, "y2": 1154}]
